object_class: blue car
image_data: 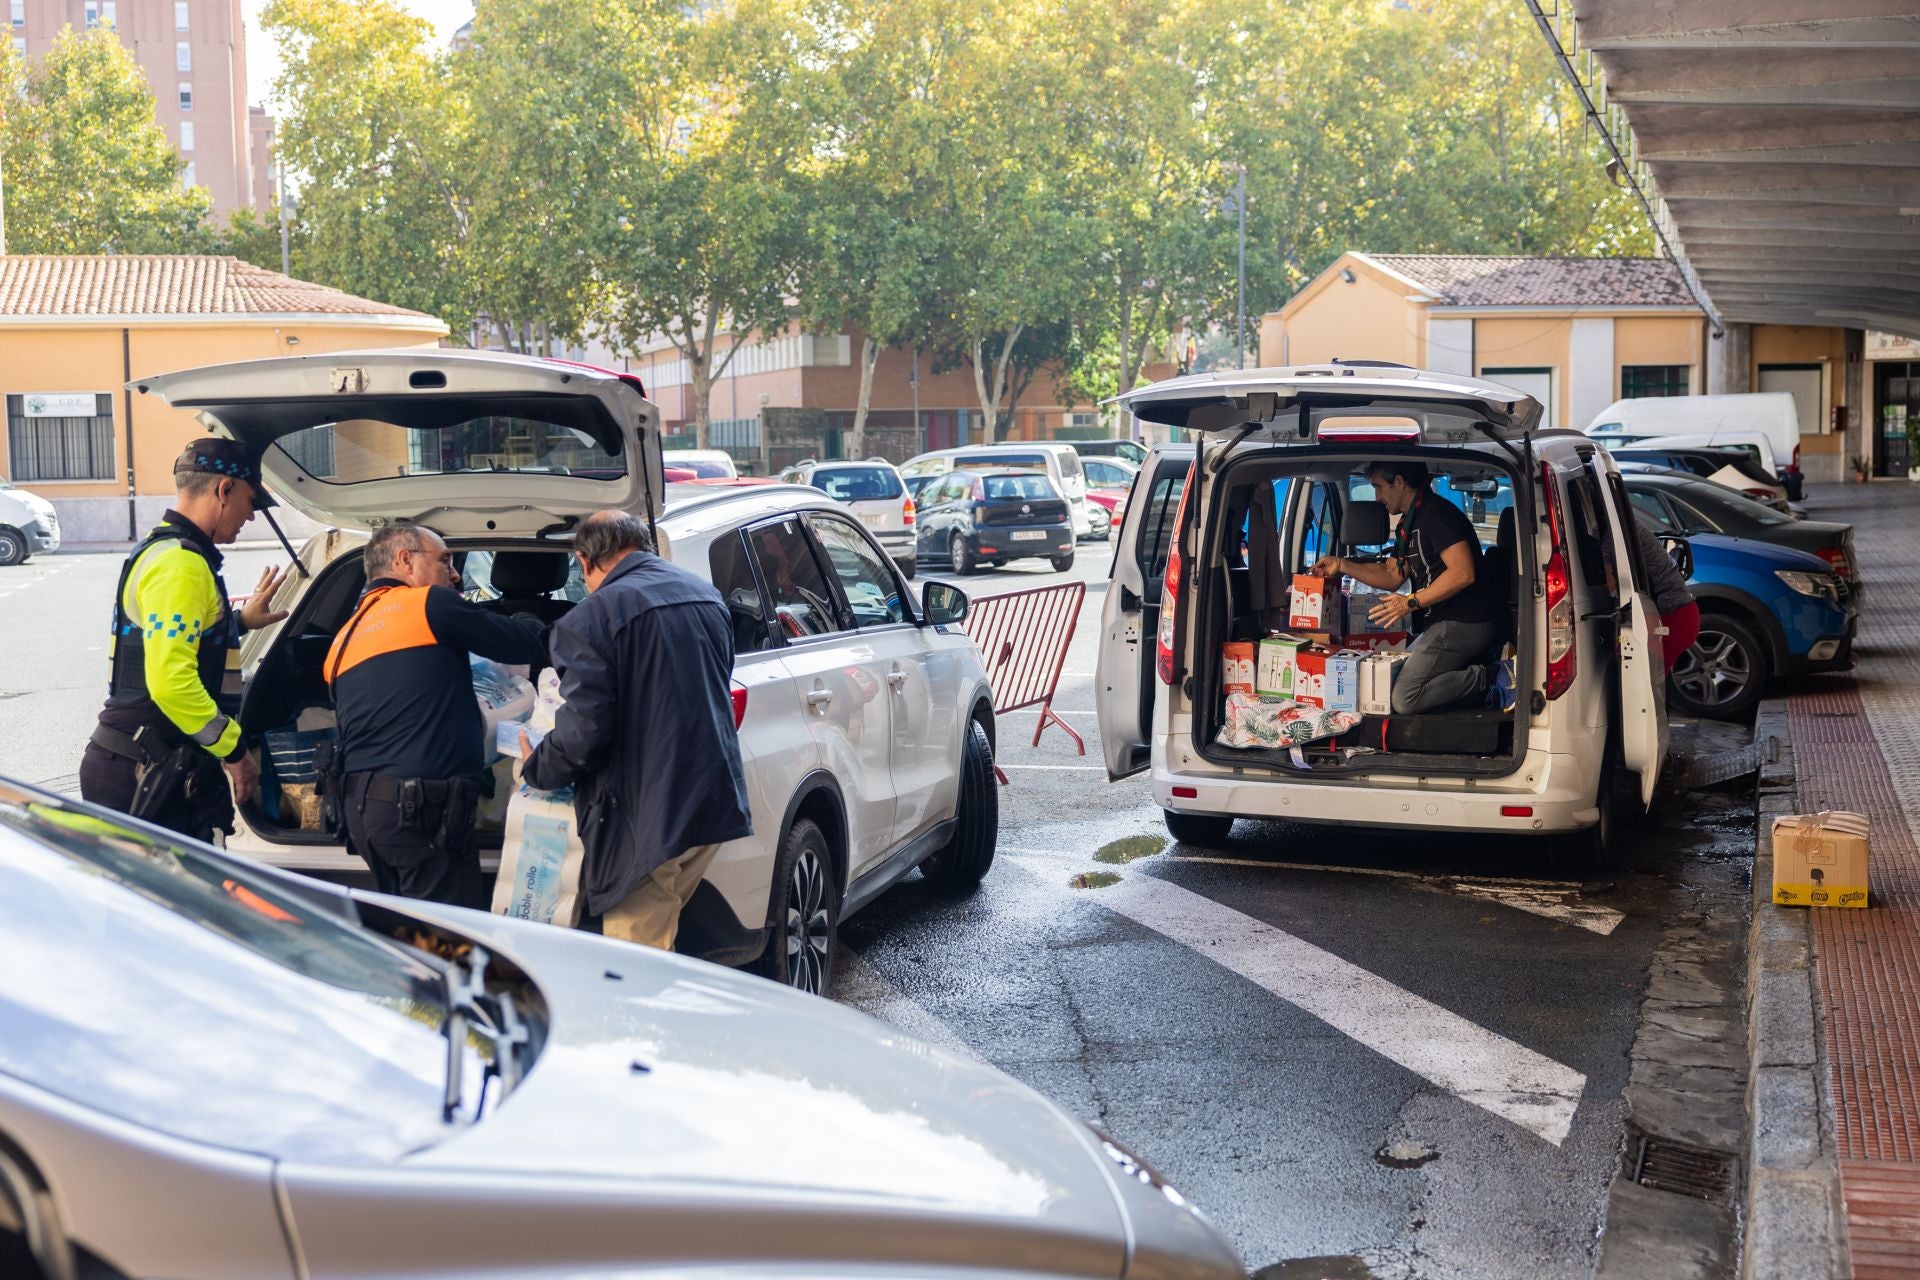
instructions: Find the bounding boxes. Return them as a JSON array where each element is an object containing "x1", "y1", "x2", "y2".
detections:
[{"x1": 1670, "y1": 532, "x2": 1855, "y2": 719}]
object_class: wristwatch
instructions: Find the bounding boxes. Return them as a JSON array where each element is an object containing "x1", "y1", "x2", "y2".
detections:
[{"x1": 1408, "y1": 592, "x2": 1422, "y2": 611}]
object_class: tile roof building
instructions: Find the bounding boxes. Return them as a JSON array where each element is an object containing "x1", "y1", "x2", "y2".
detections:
[{"x1": 0, "y1": 254, "x2": 446, "y2": 541}]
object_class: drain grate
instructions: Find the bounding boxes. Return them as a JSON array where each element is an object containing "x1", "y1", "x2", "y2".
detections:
[{"x1": 1630, "y1": 1134, "x2": 1737, "y2": 1203}]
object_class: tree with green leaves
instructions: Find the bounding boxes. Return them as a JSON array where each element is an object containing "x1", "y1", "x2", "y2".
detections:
[{"x1": 0, "y1": 29, "x2": 210, "y2": 254}]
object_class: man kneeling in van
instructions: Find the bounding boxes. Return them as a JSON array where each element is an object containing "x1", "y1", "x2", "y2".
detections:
[{"x1": 1311, "y1": 460, "x2": 1500, "y2": 715}]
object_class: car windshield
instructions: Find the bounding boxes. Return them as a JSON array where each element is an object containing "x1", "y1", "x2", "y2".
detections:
[
  {"x1": 1667, "y1": 477, "x2": 1793, "y2": 525},
  {"x1": 812, "y1": 466, "x2": 903, "y2": 501},
  {"x1": 253, "y1": 405, "x2": 626, "y2": 485},
  {"x1": 0, "y1": 785, "x2": 474, "y2": 1164},
  {"x1": 984, "y1": 474, "x2": 1056, "y2": 501},
  {"x1": 957, "y1": 453, "x2": 1047, "y2": 472}
]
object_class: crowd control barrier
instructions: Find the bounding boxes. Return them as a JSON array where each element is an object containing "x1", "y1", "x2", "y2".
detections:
[{"x1": 961, "y1": 580, "x2": 1087, "y2": 780}]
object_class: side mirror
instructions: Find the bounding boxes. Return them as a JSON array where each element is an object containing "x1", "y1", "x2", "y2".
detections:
[
  {"x1": 1660, "y1": 535, "x2": 1694, "y2": 582},
  {"x1": 922, "y1": 581, "x2": 969, "y2": 626}
]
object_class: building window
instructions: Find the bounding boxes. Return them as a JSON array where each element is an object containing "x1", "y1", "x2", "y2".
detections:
[
  {"x1": 1621, "y1": 365, "x2": 1689, "y2": 398},
  {"x1": 178, "y1": 82, "x2": 193, "y2": 110},
  {"x1": 83, "y1": 1, "x2": 98, "y2": 25},
  {"x1": 9, "y1": 1, "x2": 22, "y2": 28},
  {"x1": 10, "y1": 36, "x2": 22, "y2": 56},
  {"x1": 175, "y1": 0, "x2": 189, "y2": 29},
  {"x1": 6, "y1": 394, "x2": 116, "y2": 482},
  {"x1": 176, "y1": 41, "x2": 190, "y2": 71},
  {"x1": 178, "y1": 121, "x2": 194, "y2": 152},
  {"x1": 181, "y1": 160, "x2": 196, "y2": 188}
]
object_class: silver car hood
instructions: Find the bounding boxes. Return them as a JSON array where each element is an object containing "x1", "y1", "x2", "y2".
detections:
[{"x1": 393, "y1": 904, "x2": 1127, "y2": 1240}]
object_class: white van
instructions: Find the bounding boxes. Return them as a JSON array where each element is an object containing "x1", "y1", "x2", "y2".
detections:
[
  {"x1": 1584, "y1": 393, "x2": 1804, "y2": 499},
  {"x1": 900, "y1": 443, "x2": 1094, "y2": 538},
  {"x1": 1097, "y1": 365, "x2": 1668, "y2": 865}
]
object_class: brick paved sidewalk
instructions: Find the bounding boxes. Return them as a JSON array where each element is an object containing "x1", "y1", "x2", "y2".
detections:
[{"x1": 1785, "y1": 482, "x2": 1920, "y2": 1277}]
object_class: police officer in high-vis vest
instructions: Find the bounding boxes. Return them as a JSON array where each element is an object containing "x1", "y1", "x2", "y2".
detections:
[{"x1": 80, "y1": 440, "x2": 290, "y2": 840}]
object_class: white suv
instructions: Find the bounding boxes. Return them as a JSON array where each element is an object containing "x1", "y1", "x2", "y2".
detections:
[
  {"x1": 133, "y1": 350, "x2": 1001, "y2": 994},
  {"x1": 778, "y1": 457, "x2": 918, "y2": 578},
  {"x1": 1097, "y1": 365, "x2": 1668, "y2": 865}
]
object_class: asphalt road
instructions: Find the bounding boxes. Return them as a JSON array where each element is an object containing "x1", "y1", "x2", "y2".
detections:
[{"x1": 0, "y1": 535, "x2": 1742, "y2": 1279}]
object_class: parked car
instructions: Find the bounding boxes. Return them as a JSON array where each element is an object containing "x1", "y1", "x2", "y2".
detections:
[
  {"x1": 1663, "y1": 532, "x2": 1854, "y2": 719},
  {"x1": 901, "y1": 443, "x2": 1095, "y2": 538},
  {"x1": 663, "y1": 448, "x2": 738, "y2": 479},
  {"x1": 1079, "y1": 457, "x2": 1135, "y2": 542},
  {"x1": 1620, "y1": 468, "x2": 1858, "y2": 594},
  {"x1": 1585, "y1": 392, "x2": 1805, "y2": 499},
  {"x1": 779, "y1": 458, "x2": 918, "y2": 578},
  {"x1": 1610, "y1": 448, "x2": 1791, "y2": 510},
  {"x1": 0, "y1": 777, "x2": 1245, "y2": 1280},
  {"x1": 916, "y1": 467, "x2": 1076, "y2": 574},
  {"x1": 132, "y1": 350, "x2": 1000, "y2": 994},
  {"x1": 1068, "y1": 437, "x2": 1149, "y2": 467},
  {"x1": 0, "y1": 479, "x2": 59, "y2": 567},
  {"x1": 1101, "y1": 366, "x2": 1672, "y2": 865}
]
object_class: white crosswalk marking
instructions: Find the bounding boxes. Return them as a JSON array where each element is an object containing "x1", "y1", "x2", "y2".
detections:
[
  {"x1": 1010, "y1": 855, "x2": 1586, "y2": 1146},
  {"x1": 1448, "y1": 882, "x2": 1625, "y2": 935}
]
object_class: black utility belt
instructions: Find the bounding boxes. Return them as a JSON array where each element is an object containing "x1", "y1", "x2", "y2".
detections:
[
  {"x1": 356, "y1": 773, "x2": 470, "y2": 805},
  {"x1": 352, "y1": 772, "x2": 480, "y2": 843}
]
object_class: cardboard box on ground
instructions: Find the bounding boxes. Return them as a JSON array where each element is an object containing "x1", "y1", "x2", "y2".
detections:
[{"x1": 1772, "y1": 811, "x2": 1870, "y2": 908}]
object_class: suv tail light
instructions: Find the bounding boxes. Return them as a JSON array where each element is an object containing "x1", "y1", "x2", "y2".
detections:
[
  {"x1": 1156, "y1": 463, "x2": 1197, "y2": 686},
  {"x1": 1541, "y1": 462, "x2": 1576, "y2": 700},
  {"x1": 1792, "y1": 443, "x2": 1801, "y2": 471},
  {"x1": 730, "y1": 679, "x2": 748, "y2": 728},
  {"x1": 902, "y1": 495, "x2": 916, "y2": 526},
  {"x1": 1815, "y1": 545, "x2": 1853, "y2": 578}
]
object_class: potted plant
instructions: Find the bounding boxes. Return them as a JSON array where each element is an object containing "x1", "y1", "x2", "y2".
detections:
[{"x1": 1852, "y1": 454, "x2": 1873, "y2": 482}]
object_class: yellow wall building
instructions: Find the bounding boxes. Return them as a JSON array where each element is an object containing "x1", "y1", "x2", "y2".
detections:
[
  {"x1": 0, "y1": 255, "x2": 448, "y2": 541},
  {"x1": 1261, "y1": 253, "x2": 1855, "y2": 481}
]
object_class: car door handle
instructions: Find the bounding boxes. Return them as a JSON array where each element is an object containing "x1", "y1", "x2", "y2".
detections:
[
  {"x1": 887, "y1": 670, "x2": 906, "y2": 689},
  {"x1": 806, "y1": 688, "x2": 834, "y2": 709}
]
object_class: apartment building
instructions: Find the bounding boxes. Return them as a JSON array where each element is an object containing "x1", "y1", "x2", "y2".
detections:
[{"x1": 11, "y1": 0, "x2": 271, "y2": 219}]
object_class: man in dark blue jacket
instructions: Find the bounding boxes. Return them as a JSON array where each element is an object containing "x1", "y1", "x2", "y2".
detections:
[{"x1": 522, "y1": 510, "x2": 752, "y2": 949}]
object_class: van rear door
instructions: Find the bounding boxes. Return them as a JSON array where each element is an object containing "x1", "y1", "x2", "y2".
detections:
[
  {"x1": 1590, "y1": 450, "x2": 1669, "y2": 807},
  {"x1": 1095, "y1": 448, "x2": 1191, "y2": 779}
]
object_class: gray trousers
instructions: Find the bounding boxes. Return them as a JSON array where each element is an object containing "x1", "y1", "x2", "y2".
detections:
[{"x1": 1391, "y1": 619, "x2": 1500, "y2": 714}]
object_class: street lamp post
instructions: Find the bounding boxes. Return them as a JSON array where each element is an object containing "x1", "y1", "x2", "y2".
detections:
[{"x1": 1235, "y1": 165, "x2": 1247, "y2": 370}]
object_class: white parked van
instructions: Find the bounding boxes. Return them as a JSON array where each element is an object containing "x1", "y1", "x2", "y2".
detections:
[
  {"x1": 1584, "y1": 393, "x2": 1804, "y2": 499},
  {"x1": 1098, "y1": 365, "x2": 1668, "y2": 865},
  {"x1": 900, "y1": 443, "x2": 1094, "y2": 537}
]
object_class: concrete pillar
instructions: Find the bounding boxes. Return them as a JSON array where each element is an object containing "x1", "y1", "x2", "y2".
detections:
[
  {"x1": 1708, "y1": 323, "x2": 1752, "y2": 396},
  {"x1": 1844, "y1": 328, "x2": 1866, "y2": 477},
  {"x1": 1569, "y1": 317, "x2": 1616, "y2": 428}
]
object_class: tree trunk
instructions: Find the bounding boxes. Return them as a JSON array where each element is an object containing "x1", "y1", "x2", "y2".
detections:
[
  {"x1": 1116, "y1": 292, "x2": 1136, "y2": 440},
  {"x1": 971, "y1": 327, "x2": 1023, "y2": 442},
  {"x1": 989, "y1": 326, "x2": 1022, "y2": 440},
  {"x1": 849, "y1": 334, "x2": 880, "y2": 458},
  {"x1": 688, "y1": 345, "x2": 713, "y2": 449}
]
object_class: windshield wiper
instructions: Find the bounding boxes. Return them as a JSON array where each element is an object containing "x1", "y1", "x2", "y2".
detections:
[{"x1": 440, "y1": 946, "x2": 532, "y2": 1123}]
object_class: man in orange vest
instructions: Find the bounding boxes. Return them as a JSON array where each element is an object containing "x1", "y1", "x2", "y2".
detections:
[{"x1": 325, "y1": 525, "x2": 547, "y2": 906}]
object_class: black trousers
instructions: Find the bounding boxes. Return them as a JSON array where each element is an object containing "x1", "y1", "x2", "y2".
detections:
[
  {"x1": 78, "y1": 741, "x2": 227, "y2": 844},
  {"x1": 343, "y1": 772, "x2": 485, "y2": 909}
]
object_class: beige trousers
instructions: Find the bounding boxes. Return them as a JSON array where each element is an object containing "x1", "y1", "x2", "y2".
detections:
[{"x1": 601, "y1": 842, "x2": 722, "y2": 951}]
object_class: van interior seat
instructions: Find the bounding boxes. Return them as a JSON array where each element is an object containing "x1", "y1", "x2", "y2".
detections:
[
  {"x1": 489, "y1": 550, "x2": 571, "y2": 622},
  {"x1": 1341, "y1": 499, "x2": 1389, "y2": 550}
]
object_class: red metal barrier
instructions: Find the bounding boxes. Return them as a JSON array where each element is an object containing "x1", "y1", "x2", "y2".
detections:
[{"x1": 961, "y1": 581, "x2": 1087, "y2": 778}]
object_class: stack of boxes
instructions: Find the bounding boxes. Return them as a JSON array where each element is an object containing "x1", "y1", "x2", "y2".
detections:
[{"x1": 1229, "y1": 573, "x2": 1413, "y2": 715}]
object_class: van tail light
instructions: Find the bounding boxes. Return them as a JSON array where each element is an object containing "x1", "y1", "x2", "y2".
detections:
[
  {"x1": 1156, "y1": 463, "x2": 1197, "y2": 686},
  {"x1": 1815, "y1": 545, "x2": 1853, "y2": 578},
  {"x1": 1742, "y1": 487, "x2": 1777, "y2": 501},
  {"x1": 902, "y1": 496, "x2": 916, "y2": 526},
  {"x1": 1541, "y1": 462, "x2": 1576, "y2": 701},
  {"x1": 1792, "y1": 443, "x2": 1801, "y2": 471},
  {"x1": 730, "y1": 679, "x2": 748, "y2": 729}
]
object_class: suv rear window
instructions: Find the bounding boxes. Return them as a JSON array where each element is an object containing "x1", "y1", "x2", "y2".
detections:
[
  {"x1": 261, "y1": 405, "x2": 626, "y2": 484},
  {"x1": 983, "y1": 474, "x2": 1056, "y2": 501},
  {"x1": 811, "y1": 466, "x2": 903, "y2": 501}
]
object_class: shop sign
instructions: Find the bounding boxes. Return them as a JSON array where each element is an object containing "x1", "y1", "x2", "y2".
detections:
[
  {"x1": 22, "y1": 393, "x2": 100, "y2": 418},
  {"x1": 1866, "y1": 331, "x2": 1920, "y2": 361}
]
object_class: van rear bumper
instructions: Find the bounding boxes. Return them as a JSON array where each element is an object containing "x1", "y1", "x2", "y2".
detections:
[{"x1": 1150, "y1": 750, "x2": 1601, "y2": 833}]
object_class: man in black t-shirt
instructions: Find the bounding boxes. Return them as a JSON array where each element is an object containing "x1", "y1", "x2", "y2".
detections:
[{"x1": 1310, "y1": 460, "x2": 1499, "y2": 714}]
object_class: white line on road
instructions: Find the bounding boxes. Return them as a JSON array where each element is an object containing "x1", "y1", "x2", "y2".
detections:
[
  {"x1": 831, "y1": 950, "x2": 986, "y2": 1065},
  {"x1": 1009, "y1": 855, "x2": 1586, "y2": 1145}
]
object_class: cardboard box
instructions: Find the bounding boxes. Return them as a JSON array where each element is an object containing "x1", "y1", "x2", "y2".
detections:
[
  {"x1": 1325, "y1": 651, "x2": 1364, "y2": 714},
  {"x1": 1256, "y1": 634, "x2": 1305, "y2": 699},
  {"x1": 280, "y1": 782, "x2": 325, "y2": 832},
  {"x1": 1222, "y1": 641, "x2": 1256, "y2": 696},
  {"x1": 1772, "y1": 811, "x2": 1869, "y2": 908},
  {"x1": 1359, "y1": 651, "x2": 1411, "y2": 716},
  {"x1": 1294, "y1": 647, "x2": 1329, "y2": 707},
  {"x1": 1345, "y1": 632, "x2": 1409, "y2": 653},
  {"x1": 1344, "y1": 585, "x2": 1407, "y2": 636},
  {"x1": 1290, "y1": 574, "x2": 1338, "y2": 631}
]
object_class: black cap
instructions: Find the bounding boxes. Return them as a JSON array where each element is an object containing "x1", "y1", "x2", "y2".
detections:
[{"x1": 173, "y1": 438, "x2": 275, "y2": 508}]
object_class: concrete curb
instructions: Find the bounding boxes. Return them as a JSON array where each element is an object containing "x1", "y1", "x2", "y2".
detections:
[{"x1": 1742, "y1": 697, "x2": 1849, "y2": 1279}]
